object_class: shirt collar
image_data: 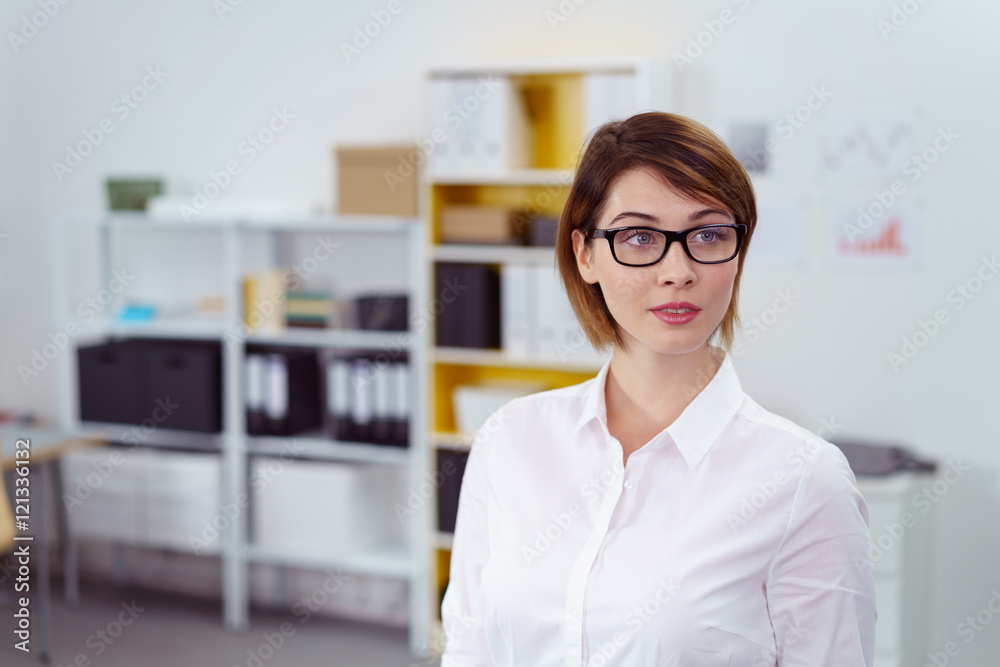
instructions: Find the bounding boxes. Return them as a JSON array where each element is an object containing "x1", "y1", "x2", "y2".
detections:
[{"x1": 571, "y1": 350, "x2": 745, "y2": 470}]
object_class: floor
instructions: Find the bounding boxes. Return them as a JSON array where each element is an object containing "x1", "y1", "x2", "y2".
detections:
[{"x1": 0, "y1": 579, "x2": 441, "y2": 667}]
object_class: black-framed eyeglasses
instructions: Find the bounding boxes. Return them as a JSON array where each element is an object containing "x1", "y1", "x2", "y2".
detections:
[{"x1": 588, "y1": 223, "x2": 747, "y2": 266}]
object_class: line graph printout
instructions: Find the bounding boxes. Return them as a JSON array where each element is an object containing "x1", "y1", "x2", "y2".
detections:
[{"x1": 819, "y1": 111, "x2": 920, "y2": 181}]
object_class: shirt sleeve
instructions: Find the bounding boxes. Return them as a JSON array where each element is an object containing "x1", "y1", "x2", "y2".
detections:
[
  {"x1": 439, "y1": 426, "x2": 494, "y2": 666},
  {"x1": 764, "y1": 444, "x2": 878, "y2": 666}
]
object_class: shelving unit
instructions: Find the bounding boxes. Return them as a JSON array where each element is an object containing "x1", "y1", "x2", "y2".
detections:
[
  {"x1": 420, "y1": 56, "x2": 674, "y2": 652},
  {"x1": 52, "y1": 211, "x2": 432, "y2": 657}
]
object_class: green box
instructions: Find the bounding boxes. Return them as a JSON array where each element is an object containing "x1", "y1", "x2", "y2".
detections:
[{"x1": 106, "y1": 178, "x2": 163, "y2": 211}]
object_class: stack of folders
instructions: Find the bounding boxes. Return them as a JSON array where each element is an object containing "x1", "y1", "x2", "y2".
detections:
[
  {"x1": 325, "y1": 352, "x2": 410, "y2": 448},
  {"x1": 245, "y1": 346, "x2": 322, "y2": 436},
  {"x1": 501, "y1": 263, "x2": 606, "y2": 364},
  {"x1": 285, "y1": 291, "x2": 333, "y2": 329}
]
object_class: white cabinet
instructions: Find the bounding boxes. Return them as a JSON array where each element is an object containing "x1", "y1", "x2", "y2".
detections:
[
  {"x1": 61, "y1": 447, "x2": 223, "y2": 553},
  {"x1": 250, "y1": 458, "x2": 405, "y2": 557},
  {"x1": 61, "y1": 446, "x2": 144, "y2": 543},
  {"x1": 145, "y1": 450, "x2": 223, "y2": 552},
  {"x1": 857, "y1": 472, "x2": 933, "y2": 667}
]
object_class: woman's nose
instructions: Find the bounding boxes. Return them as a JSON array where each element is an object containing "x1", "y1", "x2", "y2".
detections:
[{"x1": 656, "y1": 240, "x2": 697, "y2": 285}]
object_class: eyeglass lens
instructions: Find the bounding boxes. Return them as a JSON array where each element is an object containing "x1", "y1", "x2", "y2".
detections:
[{"x1": 614, "y1": 226, "x2": 738, "y2": 264}]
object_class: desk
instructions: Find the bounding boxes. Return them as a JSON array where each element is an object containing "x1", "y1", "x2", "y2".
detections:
[{"x1": 0, "y1": 427, "x2": 105, "y2": 664}]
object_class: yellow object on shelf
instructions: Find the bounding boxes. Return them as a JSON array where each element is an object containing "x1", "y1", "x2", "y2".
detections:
[{"x1": 242, "y1": 269, "x2": 287, "y2": 332}]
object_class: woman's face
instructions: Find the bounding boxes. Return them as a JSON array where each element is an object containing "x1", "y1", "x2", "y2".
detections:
[{"x1": 572, "y1": 167, "x2": 739, "y2": 357}]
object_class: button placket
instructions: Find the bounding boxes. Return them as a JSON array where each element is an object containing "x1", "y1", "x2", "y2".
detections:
[{"x1": 563, "y1": 453, "x2": 625, "y2": 667}]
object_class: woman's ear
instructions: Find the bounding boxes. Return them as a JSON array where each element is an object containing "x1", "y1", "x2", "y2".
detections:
[{"x1": 572, "y1": 229, "x2": 599, "y2": 285}]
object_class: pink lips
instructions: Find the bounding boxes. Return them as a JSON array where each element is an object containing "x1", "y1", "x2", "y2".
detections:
[{"x1": 650, "y1": 301, "x2": 700, "y2": 325}]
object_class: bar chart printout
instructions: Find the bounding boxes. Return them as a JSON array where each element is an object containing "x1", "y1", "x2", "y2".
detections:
[{"x1": 825, "y1": 199, "x2": 921, "y2": 272}]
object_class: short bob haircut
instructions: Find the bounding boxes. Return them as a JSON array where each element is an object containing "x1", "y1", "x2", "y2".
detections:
[{"x1": 556, "y1": 111, "x2": 757, "y2": 356}]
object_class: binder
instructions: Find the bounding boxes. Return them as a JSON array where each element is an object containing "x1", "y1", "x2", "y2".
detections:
[
  {"x1": 553, "y1": 276, "x2": 600, "y2": 363},
  {"x1": 245, "y1": 354, "x2": 266, "y2": 435},
  {"x1": 501, "y1": 263, "x2": 534, "y2": 358},
  {"x1": 427, "y1": 74, "x2": 531, "y2": 175},
  {"x1": 326, "y1": 357, "x2": 353, "y2": 441},
  {"x1": 371, "y1": 360, "x2": 392, "y2": 444},
  {"x1": 428, "y1": 77, "x2": 459, "y2": 174},
  {"x1": 436, "y1": 448, "x2": 469, "y2": 533},
  {"x1": 246, "y1": 345, "x2": 322, "y2": 436},
  {"x1": 390, "y1": 360, "x2": 410, "y2": 447},
  {"x1": 350, "y1": 358, "x2": 373, "y2": 443},
  {"x1": 533, "y1": 264, "x2": 560, "y2": 358},
  {"x1": 584, "y1": 71, "x2": 637, "y2": 136},
  {"x1": 475, "y1": 75, "x2": 530, "y2": 173},
  {"x1": 323, "y1": 351, "x2": 410, "y2": 447},
  {"x1": 264, "y1": 354, "x2": 289, "y2": 428}
]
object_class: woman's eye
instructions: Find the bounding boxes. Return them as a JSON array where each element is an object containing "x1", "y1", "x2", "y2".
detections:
[{"x1": 693, "y1": 229, "x2": 727, "y2": 244}]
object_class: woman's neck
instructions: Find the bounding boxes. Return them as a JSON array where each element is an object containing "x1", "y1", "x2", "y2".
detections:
[{"x1": 605, "y1": 343, "x2": 724, "y2": 437}]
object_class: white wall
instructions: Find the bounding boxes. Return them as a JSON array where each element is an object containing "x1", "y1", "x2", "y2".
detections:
[{"x1": 2, "y1": 0, "x2": 998, "y2": 663}]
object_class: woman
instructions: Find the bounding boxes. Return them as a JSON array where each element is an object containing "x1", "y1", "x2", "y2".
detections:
[{"x1": 440, "y1": 112, "x2": 876, "y2": 666}]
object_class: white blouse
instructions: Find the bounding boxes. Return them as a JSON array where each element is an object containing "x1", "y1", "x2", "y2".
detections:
[{"x1": 440, "y1": 350, "x2": 877, "y2": 666}]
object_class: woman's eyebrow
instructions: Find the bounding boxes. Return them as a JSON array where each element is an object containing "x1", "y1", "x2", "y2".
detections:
[
  {"x1": 609, "y1": 208, "x2": 733, "y2": 225},
  {"x1": 609, "y1": 211, "x2": 658, "y2": 224}
]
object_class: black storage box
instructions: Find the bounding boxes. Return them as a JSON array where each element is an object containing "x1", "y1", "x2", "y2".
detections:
[
  {"x1": 77, "y1": 339, "x2": 148, "y2": 426},
  {"x1": 145, "y1": 339, "x2": 222, "y2": 432},
  {"x1": 435, "y1": 263, "x2": 501, "y2": 349},
  {"x1": 436, "y1": 447, "x2": 469, "y2": 533},
  {"x1": 356, "y1": 294, "x2": 408, "y2": 331},
  {"x1": 529, "y1": 215, "x2": 559, "y2": 246},
  {"x1": 77, "y1": 338, "x2": 222, "y2": 432}
]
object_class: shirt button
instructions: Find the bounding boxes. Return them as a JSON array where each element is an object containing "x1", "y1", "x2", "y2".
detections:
[{"x1": 623, "y1": 480, "x2": 634, "y2": 489}]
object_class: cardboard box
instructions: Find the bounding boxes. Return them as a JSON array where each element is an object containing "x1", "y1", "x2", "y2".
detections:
[
  {"x1": 336, "y1": 145, "x2": 418, "y2": 216},
  {"x1": 439, "y1": 205, "x2": 530, "y2": 244}
]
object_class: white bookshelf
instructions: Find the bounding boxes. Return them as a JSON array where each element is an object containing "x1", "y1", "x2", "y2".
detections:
[{"x1": 52, "y1": 210, "x2": 432, "y2": 657}]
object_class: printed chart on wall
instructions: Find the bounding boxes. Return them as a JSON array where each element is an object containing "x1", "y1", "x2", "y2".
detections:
[
  {"x1": 823, "y1": 198, "x2": 922, "y2": 272},
  {"x1": 818, "y1": 109, "x2": 920, "y2": 182}
]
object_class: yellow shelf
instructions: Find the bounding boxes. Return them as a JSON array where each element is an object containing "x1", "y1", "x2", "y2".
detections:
[
  {"x1": 421, "y1": 57, "x2": 667, "y2": 653},
  {"x1": 513, "y1": 72, "x2": 586, "y2": 170},
  {"x1": 430, "y1": 182, "x2": 571, "y2": 246},
  {"x1": 432, "y1": 362, "x2": 595, "y2": 433}
]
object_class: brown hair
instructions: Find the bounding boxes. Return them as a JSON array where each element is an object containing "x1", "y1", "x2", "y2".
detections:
[{"x1": 556, "y1": 111, "x2": 757, "y2": 355}]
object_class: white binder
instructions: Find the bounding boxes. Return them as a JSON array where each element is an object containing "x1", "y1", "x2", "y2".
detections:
[{"x1": 501, "y1": 263, "x2": 534, "y2": 358}]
